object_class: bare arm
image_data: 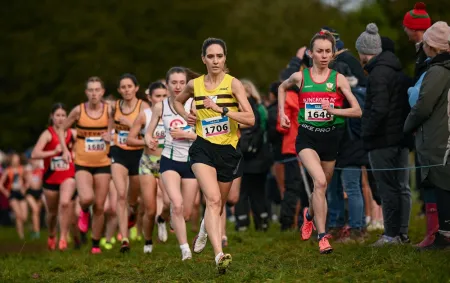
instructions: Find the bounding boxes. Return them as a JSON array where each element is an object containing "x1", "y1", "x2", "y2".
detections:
[
  {"x1": 327, "y1": 74, "x2": 362, "y2": 118},
  {"x1": 278, "y1": 72, "x2": 303, "y2": 128},
  {"x1": 31, "y1": 130, "x2": 61, "y2": 159},
  {"x1": 127, "y1": 112, "x2": 146, "y2": 147},
  {"x1": 174, "y1": 80, "x2": 195, "y2": 121},
  {"x1": 144, "y1": 102, "x2": 163, "y2": 149},
  {"x1": 0, "y1": 171, "x2": 8, "y2": 196},
  {"x1": 58, "y1": 106, "x2": 80, "y2": 162}
]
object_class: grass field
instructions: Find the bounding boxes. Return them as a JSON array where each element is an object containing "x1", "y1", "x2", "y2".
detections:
[{"x1": 1, "y1": 205, "x2": 450, "y2": 283}]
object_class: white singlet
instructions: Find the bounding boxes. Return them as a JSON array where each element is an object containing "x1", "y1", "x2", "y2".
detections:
[
  {"x1": 161, "y1": 98, "x2": 194, "y2": 162},
  {"x1": 143, "y1": 108, "x2": 166, "y2": 147}
]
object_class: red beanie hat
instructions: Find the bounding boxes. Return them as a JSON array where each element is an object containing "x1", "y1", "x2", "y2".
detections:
[{"x1": 403, "y1": 2, "x2": 432, "y2": 31}]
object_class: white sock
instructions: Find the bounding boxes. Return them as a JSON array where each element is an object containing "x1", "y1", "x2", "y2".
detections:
[
  {"x1": 215, "y1": 252, "x2": 224, "y2": 264},
  {"x1": 180, "y1": 243, "x2": 190, "y2": 251},
  {"x1": 199, "y1": 219, "x2": 207, "y2": 237}
]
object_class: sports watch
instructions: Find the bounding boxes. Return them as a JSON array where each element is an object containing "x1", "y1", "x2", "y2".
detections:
[{"x1": 221, "y1": 107, "x2": 229, "y2": 117}]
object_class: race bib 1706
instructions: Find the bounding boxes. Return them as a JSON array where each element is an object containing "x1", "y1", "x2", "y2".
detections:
[
  {"x1": 305, "y1": 103, "x2": 334, "y2": 122},
  {"x1": 50, "y1": 157, "x2": 69, "y2": 171},
  {"x1": 201, "y1": 116, "x2": 230, "y2": 138},
  {"x1": 118, "y1": 131, "x2": 129, "y2": 145},
  {"x1": 85, "y1": 137, "x2": 106, "y2": 152}
]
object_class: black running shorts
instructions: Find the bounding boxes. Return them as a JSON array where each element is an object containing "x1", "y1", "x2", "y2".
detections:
[
  {"x1": 296, "y1": 124, "x2": 345, "y2": 162},
  {"x1": 75, "y1": 165, "x2": 111, "y2": 175},
  {"x1": 189, "y1": 136, "x2": 242, "y2": 183},
  {"x1": 110, "y1": 146, "x2": 143, "y2": 176}
]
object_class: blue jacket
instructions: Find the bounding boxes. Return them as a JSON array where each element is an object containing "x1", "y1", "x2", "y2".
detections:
[{"x1": 408, "y1": 58, "x2": 431, "y2": 107}]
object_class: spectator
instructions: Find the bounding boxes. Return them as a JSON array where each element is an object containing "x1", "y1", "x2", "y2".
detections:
[
  {"x1": 404, "y1": 21, "x2": 450, "y2": 250},
  {"x1": 356, "y1": 23, "x2": 413, "y2": 246}
]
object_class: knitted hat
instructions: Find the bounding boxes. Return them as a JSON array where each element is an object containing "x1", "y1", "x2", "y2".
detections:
[
  {"x1": 381, "y1": 36, "x2": 395, "y2": 53},
  {"x1": 403, "y1": 2, "x2": 431, "y2": 31},
  {"x1": 423, "y1": 21, "x2": 450, "y2": 51},
  {"x1": 321, "y1": 26, "x2": 344, "y2": 50},
  {"x1": 355, "y1": 23, "x2": 382, "y2": 55}
]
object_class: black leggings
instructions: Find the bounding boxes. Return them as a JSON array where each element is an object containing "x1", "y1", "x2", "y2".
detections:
[
  {"x1": 235, "y1": 172, "x2": 269, "y2": 231},
  {"x1": 435, "y1": 188, "x2": 450, "y2": 231}
]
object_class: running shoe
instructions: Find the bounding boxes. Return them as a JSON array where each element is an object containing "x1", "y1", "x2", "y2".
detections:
[
  {"x1": 78, "y1": 210, "x2": 90, "y2": 233},
  {"x1": 143, "y1": 244, "x2": 153, "y2": 254},
  {"x1": 319, "y1": 237, "x2": 333, "y2": 254},
  {"x1": 91, "y1": 247, "x2": 102, "y2": 254},
  {"x1": 120, "y1": 239, "x2": 130, "y2": 253},
  {"x1": 130, "y1": 227, "x2": 138, "y2": 241},
  {"x1": 110, "y1": 236, "x2": 117, "y2": 245},
  {"x1": 193, "y1": 233, "x2": 208, "y2": 253},
  {"x1": 47, "y1": 237, "x2": 56, "y2": 251},
  {"x1": 300, "y1": 208, "x2": 315, "y2": 241},
  {"x1": 58, "y1": 239, "x2": 68, "y2": 251},
  {"x1": 182, "y1": 249, "x2": 192, "y2": 261},
  {"x1": 158, "y1": 222, "x2": 168, "y2": 243},
  {"x1": 370, "y1": 235, "x2": 401, "y2": 247},
  {"x1": 217, "y1": 253, "x2": 232, "y2": 274}
]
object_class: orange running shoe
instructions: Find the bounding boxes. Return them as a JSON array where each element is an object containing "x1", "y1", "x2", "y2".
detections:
[
  {"x1": 58, "y1": 239, "x2": 68, "y2": 251},
  {"x1": 300, "y1": 208, "x2": 316, "y2": 241},
  {"x1": 319, "y1": 237, "x2": 333, "y2": 254},
  {"x1": 48, "y1": 237, "x2": 56, "y2": 251}
]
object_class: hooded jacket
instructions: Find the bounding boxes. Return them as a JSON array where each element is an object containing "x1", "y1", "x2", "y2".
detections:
[
  {"x1": 404, "y1": 52, "x2": 450, "y2": 191},
  {"x1": 362, "y1": 51, "x2": 412, "y2": 150}
]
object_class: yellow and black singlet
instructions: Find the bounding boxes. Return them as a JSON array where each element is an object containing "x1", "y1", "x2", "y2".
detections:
[
  {"x1": 193, "y1": 74, "x2": 239, "y2": 148},
  {"x1": 75, "y1": 103, "x2": 110, "y2": 167},
  {"x1": 113, "y1": 99, "x2": 144, "y2": 151}
]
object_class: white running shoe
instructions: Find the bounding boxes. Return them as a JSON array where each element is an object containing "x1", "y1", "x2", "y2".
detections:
[
  {"x1": 193, "y1": 233, "x2": 208, "y2": 253},
  {"x1": 158, "y1": 222, "x2": 168, "y2": 243},
  {"x1": 181, "y1": 249, "x2": 192, "y2": 261},
  {"x1": 143, "y1": 244, "x2": 153, "y2": 254}
]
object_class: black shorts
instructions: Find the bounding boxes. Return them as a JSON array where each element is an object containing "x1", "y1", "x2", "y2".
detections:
[
  {"x1": 189, "y1": 136, "x2": 242, "y2": 183},
  {"x1": 9, "y1": 190, "x2": 25, "y2": 201},
  {"x1": 110, "y1": 146, "x2": 142, "y2": 176},
  {"x1": 160, "y1": 156, "x2": 195, "y2": 179},
  {"x1": 26, "y1": 188, "x2": 43, "y2": 200},
  {"x1": 75, "y1": 165, "x2": 111, "y2": 175},
  {"x1": 296, "y1": 124, "x2": 345, "y2": 162},
  {"x1": 43, "y1": 182, "x2": 78, "y2": 200}
]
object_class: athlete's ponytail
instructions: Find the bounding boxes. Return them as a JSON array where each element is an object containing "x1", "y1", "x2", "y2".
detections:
[{"x1": 310, "y1": 30, "x2": 337, "y2": 54}]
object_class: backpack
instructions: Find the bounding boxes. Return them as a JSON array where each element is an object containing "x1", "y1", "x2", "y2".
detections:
[{"x1": 240, "y1": 100, "x2": 264, "y2": 157}]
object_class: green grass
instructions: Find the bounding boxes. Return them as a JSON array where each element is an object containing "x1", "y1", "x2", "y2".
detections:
[{"x1": 1, "y1": 206, "x2": 449, "y2": 283}]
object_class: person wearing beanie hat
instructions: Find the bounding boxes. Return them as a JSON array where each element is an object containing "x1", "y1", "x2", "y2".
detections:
[
  {"x1": 356, "y1": 23, "x2": 382, "y2": 62},
  {"x1": 359, "y1": 22, "x2": 414, "y2": 247},
  {"x1": 404, "y1": 21, "x2": 450, "y2": 251}
]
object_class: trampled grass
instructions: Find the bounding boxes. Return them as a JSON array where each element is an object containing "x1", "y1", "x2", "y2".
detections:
[{"x1": 1, "y1": 207, "x2": 449, "y2": 283}]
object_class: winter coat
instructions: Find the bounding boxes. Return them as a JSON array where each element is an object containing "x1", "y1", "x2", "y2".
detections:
[
  {"x1": 362, "y1": 51, "x2": 412, "y2": 150},
  {"x1": 404, "y1": 52, "x2": 450, "y2": 192}
]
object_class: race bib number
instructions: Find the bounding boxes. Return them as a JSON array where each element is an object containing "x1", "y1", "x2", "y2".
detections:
[
  {"x1": 118, "y1": 131, "x2": 129, "y2": 145},
  {"x1": 201, "y1": 116, "x2": 230, "y2": 138},
  {"x1": 50, "y1": 157, "x2": 69, "y2": 171},
  {"x1": 305, "y1": 103, "x2": 333, "y2": 122},
  {"x1": 154, "y1": 124, "x2": 166, "y2": 145},
  {"x1": 85, "y1": 137, "x2": 106, "y2": 152}
]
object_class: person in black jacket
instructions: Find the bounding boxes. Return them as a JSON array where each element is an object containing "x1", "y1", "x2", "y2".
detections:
[{"x1": 356, "y1": 23, "x2": 412, "y2": 246}]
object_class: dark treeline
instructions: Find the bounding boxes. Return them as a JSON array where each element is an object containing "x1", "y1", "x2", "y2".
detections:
[{"x1": 1, "y1": 0, "x2": 448, "y2": 151}]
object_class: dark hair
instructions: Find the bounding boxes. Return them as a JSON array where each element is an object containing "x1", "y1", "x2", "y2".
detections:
[
  {"x1": 148, "y1": 82, "x2": 166, "y2": 96},
  {"x1": 165, "y1": 67, "x2": 200, "y2": 83},
  {"x1": 201, "y1": 38, "x2": 227, "y2": 57},
  {"x1": 49, "y1": 103, "x2": 67, "y2": 126},
  {"x1": 118, "y1": 73, "x2": 139, "y2": 87},
  {"x1": 86, "y1": 76, "x2": 104, "y2": 89},
  {"x1": 269, "y1": 82, "x2": 282, "y2": 97},
  {"x1": 309, "y1": 31, "x2": 336, "y2": 53}
]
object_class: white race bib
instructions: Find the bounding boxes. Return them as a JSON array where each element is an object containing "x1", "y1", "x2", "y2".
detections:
[
  {"x1": 50, "y1": 157, "x2": 69, "y2": 171},
  {"x1": 154, "y1": 124, "x2": 166, "y2": 145},
  {"x1": 201, "y1": 116, "x2": 230, "y2": 138},
  {"x1": 85, "y1": 137, "x2": 106, "y2": 152},
  {"x1": 118, "y1": 131, "x2": 129, "y2": 145},
  {"x1": 305, "y1": 103, "x2": 334, "y2": 122}
]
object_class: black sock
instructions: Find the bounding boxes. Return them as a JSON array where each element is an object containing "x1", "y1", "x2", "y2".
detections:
[
  {"x1": 82, "y1": 207, "x2": 89, "y2": 213},
  {"x1": 145, "y1": 240, "x2": 153, "y2": 246},
  {"x1": 305, "y1": 209, "x2": 313, "y2": 221},
  {"x1": 318, "y1": 233, "x2": 326, "y2": 240},
  {"x1": 157, "y1": 215, "x2": 165, "y2": 223},
  {"x1": 92, "y1": 238, "x2": 100, "y2": 248}
]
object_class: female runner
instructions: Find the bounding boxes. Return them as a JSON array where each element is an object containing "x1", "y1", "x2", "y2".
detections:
[
  {"x1": 127, "y1": 81, "x2": 167, "y2": 253},
  {"x1": 110, "y1": 73, "x2": 149, "y2": 252},
  {"x1": 147, "y1": 67, "x2": 200, "y2": 261},
  {"x1": 174, "y1": 38, "x2": 255, "y2": 273},
  {"x1": 59, "y1": 76, "x2": 111, "y2": 254},
  {"x1": 278, "y1": 31, "x2": 361, "y2": 254},
  {"x1": 31, "y1": 103, "x2": 77, "y2": 251},
  {"x1": 25, "y1": 159, "x2": 45, "y2": 239}
]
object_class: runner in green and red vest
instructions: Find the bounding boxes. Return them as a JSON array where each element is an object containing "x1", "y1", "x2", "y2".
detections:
[{"x1": 278, "y1": 31, "x2": 362, "y2": 254}]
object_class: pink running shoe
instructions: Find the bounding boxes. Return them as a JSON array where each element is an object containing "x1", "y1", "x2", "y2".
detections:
[
  {"x1": 48, "y1": 237, "x2": 56, "y2": 251},
  {"x1": 78, "y1": 210, "x2": 90, "y2": 233},
  {"x1": 300, "y1": 208, "x2": 316, "y2": 241},
  {"x1": 91, "y1": 247, "x2": 102, "y2": 254}
]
